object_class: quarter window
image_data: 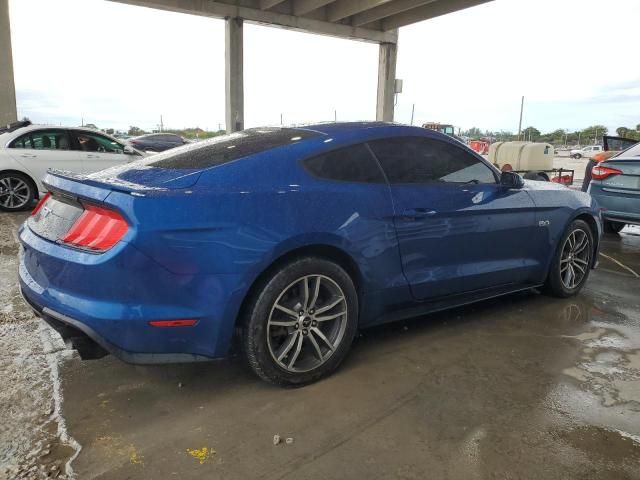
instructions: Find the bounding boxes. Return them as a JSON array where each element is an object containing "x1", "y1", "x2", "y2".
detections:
[
  {"x1": 10, "y1": 130, "x2": 71, "y2": 150},
  {"x1": 369, "y1": 136, "x2": 497, "y2": 185},
  {"x1": 303, "y1": 144, "x2": 386, "y2": 183}
]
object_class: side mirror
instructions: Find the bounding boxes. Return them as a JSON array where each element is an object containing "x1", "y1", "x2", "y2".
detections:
[{"x1": 500, "y1": 171, "x2": 525, "y2": 189}]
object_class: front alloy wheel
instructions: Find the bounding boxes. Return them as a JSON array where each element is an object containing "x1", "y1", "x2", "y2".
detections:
[
  {"x1": 544, "y1": 219, "x2": 593, "y2": 298},
  {"x1": 559, "y1": 228, "x2": 591, "y2": 289},
  {"x1": 242, "y1": 257, "x2": 358, "y2": 386},
  {"x1": 0, "y1": 174, "x2": 34, "y2": 211}
]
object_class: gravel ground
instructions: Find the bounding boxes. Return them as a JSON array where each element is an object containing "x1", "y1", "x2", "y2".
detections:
[{"x1": 0, "y1": 212, "x2": 79, "y2": 480}]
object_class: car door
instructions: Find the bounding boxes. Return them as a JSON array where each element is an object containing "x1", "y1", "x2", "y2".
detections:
[
  {"x1": 7, "y1": 129, "x2": 83, "y2": 184},
  {"x1": 369, "y1": 136, "x2": 539, "y2": 300},
  {"x1": 71, "y1": 130, "x2": 133, "y2": 172}
]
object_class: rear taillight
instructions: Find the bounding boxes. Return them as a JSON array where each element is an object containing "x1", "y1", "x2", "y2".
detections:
[
  {"x1": 31, "y1": 192, "x2": 51, "y2": 216},
  {"x1": 61, "y1": 203, "x2": 128, "y2": 251},
  {"x1": 592, "y1": 165, "x2": 622, "y2": 180}
]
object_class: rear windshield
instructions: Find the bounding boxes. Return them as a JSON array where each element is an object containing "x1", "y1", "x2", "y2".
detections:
[
  {"x1": 615, "y1": 142, "x2": 640, "y2": 158},
  {"x1": 148, "y1": 128, "x2": 320, "y2": 169}
]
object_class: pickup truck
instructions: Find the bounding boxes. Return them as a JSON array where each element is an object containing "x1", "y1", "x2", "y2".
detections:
[{"x1": 570, "y1": 145, "x2": 602, "y2": 159}]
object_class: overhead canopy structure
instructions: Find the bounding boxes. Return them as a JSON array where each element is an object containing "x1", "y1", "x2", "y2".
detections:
[{"x1": 0, "y1": 0, "x2": 492, "y2": 130}]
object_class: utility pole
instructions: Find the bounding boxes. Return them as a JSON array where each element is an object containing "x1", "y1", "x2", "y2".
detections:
[
  {"x1": 334, "y1": 110, "x2": 337, "y2": 122},
  {"x1": 517, "y1": 96, "x2": 524, "y2": 140},
  {"x1": 160, "y1": 114, "x2": 164, "y2": 132},
  {"x1": 594, "y1": 128, "x2": 598, "y2": 144},
  {"x1": 410, "y1": 103, "x2": 415, "y2": 125},
  {"x1": 280, "y1": 113, "x2": 283, "y2": 125},
  {"x1": 578, "y1": 131, "x2": 582, "y2": 146}
]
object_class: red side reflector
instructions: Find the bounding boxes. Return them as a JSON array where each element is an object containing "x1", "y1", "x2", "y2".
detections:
[
  {"x1": 148, "y1": 319, "x2": 198, "y2": 328},
  {"x1": 61, "y1": 203, "x2": 128, "y2": 251},
  {"x1": 31, "y1": 192, "x2": 51, "y2": 216},
  {"x1": 592, "y1": 165, "x2": 622, "y2": 180}
]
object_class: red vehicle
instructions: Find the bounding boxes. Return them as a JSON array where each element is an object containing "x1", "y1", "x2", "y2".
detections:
[{"x1": 469, "y1": 140, "x2": 490, "y2": 155}]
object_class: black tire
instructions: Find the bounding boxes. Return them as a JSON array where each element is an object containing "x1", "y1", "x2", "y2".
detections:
[
  {"x1": 573, "y1": 153, "x2": 582, "y2": 159},
  {"x1": 241, "y1": 256, "x2": 358, "y2": 387},
  {"x1": 604, "y1": 221, "x2": 625, "y2": 234},
  {"x1": 0, "y1": 172, "x2": 36, "y2": 212},
  {"x1": 544, "y1": 219, "x2": 594, "y2": 298}
]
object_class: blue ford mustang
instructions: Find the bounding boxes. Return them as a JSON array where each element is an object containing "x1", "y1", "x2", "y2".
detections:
[{"x1": 19, "y1": 122, "x2": 602, "y2": 386}]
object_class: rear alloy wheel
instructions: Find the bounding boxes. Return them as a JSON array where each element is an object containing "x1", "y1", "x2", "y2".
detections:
[
  {"x1": 544, "y1": 219, "x2": 593, "y2": 298},
  {"x1": 604, "y1": 221, "x2": 625, "y2": 234},
  {"x1": 0, "y1": 173, "x2": 35, "y2": 211},
  {"x1": 242, "y1": 257, "x2": 358, "y2": 386}
]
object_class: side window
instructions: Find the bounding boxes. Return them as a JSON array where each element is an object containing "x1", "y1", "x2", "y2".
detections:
[
  {"x1": 369, "y1": 136, "x2": 497, "y2": 185},
  {"x1": 10, "y1": 133, "x2": 33, "y2": 149},
  {"x1": 74, "y1": 132, "x2": 123, "y2": 154},
  {"x1": 303, "y1": 143, "x2": 386, "y2": 183},
  {"x1": 10, "y1": 130, "x2": 71, "y2": 150}
]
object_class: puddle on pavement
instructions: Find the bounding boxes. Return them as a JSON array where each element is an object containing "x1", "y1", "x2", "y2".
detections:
[
  {"x1": 543, "y1": 288, "x2": 640, "y2": 471},
  {"x1": 559, "y1": 425, "x2": 640, "y2": 463}
]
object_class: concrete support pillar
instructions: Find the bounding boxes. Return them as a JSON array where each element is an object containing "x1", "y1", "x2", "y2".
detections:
[
  {"x1": 225, "y1": 17, "x2": 244, "y2": 133},
  {"x1": 0, "y1": 0, "x2": 17, "y2": 126},
  {"x1": 375, "y1": 41, "x2": 397, "y2": 122}
]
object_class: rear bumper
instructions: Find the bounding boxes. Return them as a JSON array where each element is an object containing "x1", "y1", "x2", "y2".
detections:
[
  {"x1": 21, "y1": 287, "x2": 212, "y2": 363},
  {"x1": 590, "y1": 187, "x2": 640, "y2": 225},
  {"x1": 19, "y1": 224, "x2": 245, "y2": 364},
  {"x1": 601, "y1": 211, "x2": 640, "y2": 226}
]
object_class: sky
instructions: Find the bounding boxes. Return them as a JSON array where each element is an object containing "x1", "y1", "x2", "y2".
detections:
[{"x1": 8, "y1": 0, "x2": 640, "y2": 134}]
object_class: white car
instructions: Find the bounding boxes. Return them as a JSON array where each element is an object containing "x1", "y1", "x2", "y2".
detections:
[
  {"x1": 570, "y1": 145, "x2": 603, "y2": 159},
  {"x1": 0, "y1": 121, "x2": 144, "y2": 211}
]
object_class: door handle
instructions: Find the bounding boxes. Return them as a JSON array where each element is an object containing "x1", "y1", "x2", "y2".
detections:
[
  {"x1": 20, "y1": 153, "x2": 37, "y2": 158},
  {"x1": 398, "y1": 208, "x2": 437, "y2": 220}
]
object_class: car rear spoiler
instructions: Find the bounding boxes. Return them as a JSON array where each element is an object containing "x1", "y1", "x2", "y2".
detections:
[{"x1": 44, "y1": 169, "x2": 167, "y2": 204}]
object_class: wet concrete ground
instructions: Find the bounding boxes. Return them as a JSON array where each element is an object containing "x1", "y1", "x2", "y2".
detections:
[{"x1": 1, "y1": 212, "x2": 639, "y2": 479}]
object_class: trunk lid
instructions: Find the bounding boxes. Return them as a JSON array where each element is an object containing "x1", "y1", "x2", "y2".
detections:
[
  {"x1": 28, "y1": 171, "x2": 135, "y2": 250},
  {"x1": 85, "y1": 164, "x2": 202, "y2": 190},
  {"x1": 28, "y1": 193, "x2": 84, "y2": 243},
  {"x1": 601, "y1": 159, "x2": 640, "y2": 192}
]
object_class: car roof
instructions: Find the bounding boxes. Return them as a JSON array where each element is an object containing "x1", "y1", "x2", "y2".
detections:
[
  {"x1": 137, "y1": 133, "x2": 181, "y2": 138},
  {"x1": 296, "y1": 121, "x2": 399, "y2": 135},
  {"x1": 290, "y1": 121, "x2": 439, "y2": 143}
]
